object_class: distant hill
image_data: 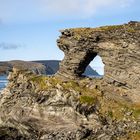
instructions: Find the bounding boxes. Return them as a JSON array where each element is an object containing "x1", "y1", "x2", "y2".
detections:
[
  {"x1": 0, "y1": 62, "x2": 12, "y2": 75},
  {"x1": 0, "y1": 60, "x2": 100, "y2": 77},
  {"x1": 34, "y1": 60, "x2": 60, "y2": 75},
  {"x1": 0, "y1": 60, "x2": 46, "y2": 75},
  {"x1": 34, "y1": 60, "x2": 100, "y2": 76}
]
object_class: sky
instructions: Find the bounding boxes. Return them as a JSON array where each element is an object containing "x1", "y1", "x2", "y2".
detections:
[{"x1": 0, "y1": 0, "x2": 139, "y2": 75}]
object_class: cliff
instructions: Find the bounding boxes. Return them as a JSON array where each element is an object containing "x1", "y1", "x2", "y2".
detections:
[
  {"x1": 0, "y1": 60, "x2": 46, "y2": 75},
  {"x1": 0, "y1": 62, "x2": 12, "y2": 75},
  {"x1": 0, "y1": 22, "x2": 140, "y2": 140}
]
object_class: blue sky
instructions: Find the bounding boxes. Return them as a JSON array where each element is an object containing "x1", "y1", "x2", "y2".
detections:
[{"x1": 0, "y1": 0, "x2": 139, "y2": 75}]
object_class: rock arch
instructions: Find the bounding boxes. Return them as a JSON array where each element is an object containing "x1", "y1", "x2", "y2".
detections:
[
  {"x1": 57, "y1": 21, "x2": 140, "y2": 95},
  {"x1": 84, "y1": 55, "x2": 104, "y2": 77}
]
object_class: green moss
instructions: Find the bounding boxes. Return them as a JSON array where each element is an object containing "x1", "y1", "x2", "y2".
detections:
[
  {"x1": 107, "y1": 111, "x2": 113, "y2": 118},
  {"x1": 63, "y1": 81, "x2": 81, "y2": 91},
  {"x1": 127, "y1": 28, "x2": 135, "y2": 33},
  {"x1": 69, "y1": 25, "x2": 123, "y2": 39},
  {"x1": 133, "y1": 109, "x2": 140, "y2": 119},
  {"x1": 29, "y1": 74, "x2": 140, "y2": 122},
  {"x1": 67, "y1": 24, "x2": 137, "y2": 41},
  {"x1": 99, "y1": 25, "x2": 123, "y2": 31},
  {"x1": 30, "y1": 75, "x2": 48, "y2": 91},
  {"x1": 80, "y1": 95, "x2": 96, "y2": 105},
  {"x1": 30, "y1": 75, "x2": 64, "y2": 91}
]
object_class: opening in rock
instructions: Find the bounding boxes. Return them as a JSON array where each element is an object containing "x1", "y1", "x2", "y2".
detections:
[{"x1": 83, "y1": 55, "x2": 104, "y2": 78}]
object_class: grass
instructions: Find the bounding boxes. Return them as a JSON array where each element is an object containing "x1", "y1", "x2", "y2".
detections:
[
  {"x1": 132, "y1": 108, "x2": 140, "y2": 119},
  {"x1": 61, "y1": 24, "x2": 138, "y2": 41},
  {"x1": 79, "y1": 96, "x2": 97, "y2": 105}
]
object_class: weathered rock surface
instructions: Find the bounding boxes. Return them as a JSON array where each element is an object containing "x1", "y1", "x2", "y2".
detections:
[
  {"x1": 0, "y1": 69, "x2": 100, "y2": 139},
  {"x1": 57, "y1": 21, "x2": 140, "y2": 103},
  {"x1": 0, "y1": 68, "x2": 140, "y2": 140},
  {"x1": 0, "y1": 22, "x2": 140, "y2": 140}
]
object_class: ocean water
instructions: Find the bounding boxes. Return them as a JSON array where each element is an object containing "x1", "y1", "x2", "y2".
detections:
[{"x1": 0, "y1": 75, "x2": 8, "y2": 91}]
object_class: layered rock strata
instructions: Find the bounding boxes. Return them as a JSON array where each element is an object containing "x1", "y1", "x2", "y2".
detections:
[
  {"x1": 0, "y1": 68, "x2": 140, "y2": 139},
  {"x1": 0, "y1": 22, "x2": 140, "y2": 140},
  {"x1": 57, "y1": 21, "x2": 140, "y2": 103}
]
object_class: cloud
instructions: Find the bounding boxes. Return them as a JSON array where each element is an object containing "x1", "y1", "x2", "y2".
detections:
[
  {"x1": 40, "y1": 0, "x2": 112, "y2": 16},
  {"x1": 38, "y1": 0, "x2": 135, "y2": 18},
  {"x1": 0, "y1": 42, "x2": 24, "y2": 50},
  {"x1": 0, "y1": 0, "x2": 135, "y2": 23}
]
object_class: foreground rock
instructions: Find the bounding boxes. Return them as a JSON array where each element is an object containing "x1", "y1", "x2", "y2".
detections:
[{"x1": 0, "y1": 68, "x2": 140, "y2": 140}]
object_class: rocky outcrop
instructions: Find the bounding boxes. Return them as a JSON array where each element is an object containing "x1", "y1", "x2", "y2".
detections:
[
  {"x1": 0, "y1": 69, "x2": 101, "y2": 139},
  {"x1": 0, "y1": 22, "x2": 140, "y2": 140},
  {"x1": 57, "y1": 21, "x2": 140, "y2": 103},
  {"x1": 0, "y1": 68, "x2": 140, "y2": 140}
]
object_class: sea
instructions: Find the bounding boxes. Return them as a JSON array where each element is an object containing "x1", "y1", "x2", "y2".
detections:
[{"x1": 0, "y1": 75, "x2": 8, "y2": 91}]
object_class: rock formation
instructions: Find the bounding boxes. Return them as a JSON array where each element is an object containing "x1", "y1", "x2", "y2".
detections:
[
  {"x1": 57, "y1": 21, "x2": 140, "y2": 103},
  {"x1": 0, "y1": 68, "x2": 140, "y2": 140},
  {"x1": 0, "y1": 22, "x2": 140, "y2": 140}
]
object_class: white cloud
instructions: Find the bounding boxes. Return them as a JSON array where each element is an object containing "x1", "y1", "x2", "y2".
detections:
[
  {"x1": 39, "y1": 0, "x2": 135, "y2": 18},
  {"x1": 0, "y1": 0, "x2": 135, "y2": 23},
  {"x1": 0, "y1": 42, "x2": 24, "y2": 50}
]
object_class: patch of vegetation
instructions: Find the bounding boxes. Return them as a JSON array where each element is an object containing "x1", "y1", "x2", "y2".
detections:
[
  {"x1": 30, "y1": 75, "x2": 48, "y2": 91},
  {"x1": 79, "y1": 96, "x2": 96, "y2": 105},
  {"x1": 132, "y1": 108, "x2": 140, "y2": 119},
  {"x1": 29, "y1": 74, "x2": 140, "y2": 122},
  {"x1": 66, "y1": 24, "x2": 137, "y2": 41}
]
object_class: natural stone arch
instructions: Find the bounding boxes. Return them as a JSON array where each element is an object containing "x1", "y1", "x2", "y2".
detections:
[
  {"x1": 75, "y1": 51, "x2": 98, "y2": 76},
  {"x1": 56, "y1": 22, "x2": 140, "y2": 96},
  {"x1": 83, "y1": 55, "x2": 104, "y2": 77},
  {"x1": 57, "y1": 49, "x2": 98, "y2": 78}
]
